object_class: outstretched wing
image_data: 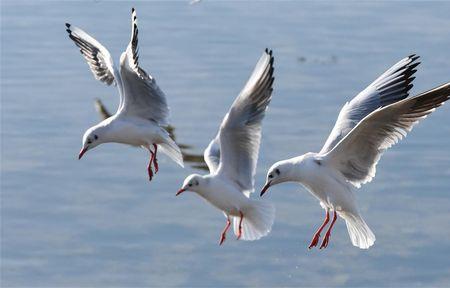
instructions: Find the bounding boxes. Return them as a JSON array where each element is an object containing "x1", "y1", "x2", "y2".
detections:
[
  {"x1": 320, "y1": 55, "x2": 420, "y2": 154},
  {"x1": 94, "y1": 99, "x2": 112, "y2": 120},
  {"x1": 322, "y1": 83, "x2": 450, "y2": 188},
  {"x1": 118, "y1": 8, "x2": 170, "y2": 126},
  {"x1": 216, "y1": 49, "x2": 275, "y2": 196},
  {"x1": 204, "y1": 136, "x2": 221, "y2": 174},
  {"x1": 65, "y1": 23, "x2": 118, "y2": 86}
]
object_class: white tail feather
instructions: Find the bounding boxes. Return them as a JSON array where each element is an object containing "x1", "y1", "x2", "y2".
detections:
[
  {"x1": 340, "y1": 212, "x2": 376, "y2": 249},
  {"x1": 158, "y1": 134, "x2": 184, "y2": 167},
  {"x1": 231, "y1": 200, "x2": 275, "y2": 241}
]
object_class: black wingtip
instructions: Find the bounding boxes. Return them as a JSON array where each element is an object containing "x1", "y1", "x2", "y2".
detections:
[
  {"x1": 132, "y1": 8, "x2": 137, "y2": 21},
  {"x1": 409, "y1": 54, "x2": 420, "y2": 62},
  {"x1": 265, "y1": 48, "x2": 274, "y2": 66},
  {"x1": 65, "y1": 23, "x2": 72, "y2": 35},
  {"x1": 405, "y1": 83, "x2": 413, "y2": 92},
  {"x1": 409, "y1": 62, "x2": 420, "y2": 71}
]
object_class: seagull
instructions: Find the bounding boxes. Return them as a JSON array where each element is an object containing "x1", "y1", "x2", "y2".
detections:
[
  {"x1": 94, "y1": 99, "x2": 208, "y2": 170},
  {"x1": 260, "y1": 55, "x2": 450, "y2": 249},
  {"x1": 66, "y1": 8, "x2": 183, "y2": 180},
  {"x1": 177, "y1": 49, "x2": 276, "y2": 245}
]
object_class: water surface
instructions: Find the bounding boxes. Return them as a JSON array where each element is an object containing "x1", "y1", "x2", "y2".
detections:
[{"x1": 2, "y1": 1, "x2": 450, "y2": 287}]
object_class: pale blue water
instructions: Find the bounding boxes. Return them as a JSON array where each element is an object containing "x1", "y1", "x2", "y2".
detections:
[{"x1": 2, "y1": 1, "x2": 450, "y2": 287}]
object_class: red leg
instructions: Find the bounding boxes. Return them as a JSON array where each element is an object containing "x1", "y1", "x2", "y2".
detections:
[
  {"x1": 308, "y1": 210, "x2": 330, "y2": 249},
  {"x1": 237, "y1": 211, "x2": 244, "y2": 240},
  {"x1": 147, "y1": 149, "x2": 155, "y2": 181},
  {"x1": 320, "y1": 210, "x2": 337, "y2": 249},
  {"x1": 152, "y1": 144, "x2": 159, "y2": 173},
  {"x1": 219, "y1": 217, "x2": 231, "y2": 245}
]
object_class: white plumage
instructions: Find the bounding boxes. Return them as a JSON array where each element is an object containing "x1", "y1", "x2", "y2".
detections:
[
  {"x1": 261, "y1": 55, "x2": 450, "y2": 249},
  {"x1": 178, "y1": 49, "x2": 275, "y2": 244},
  {"x1": 66, "y1": 8, "x2": 183, "y2": 180}
]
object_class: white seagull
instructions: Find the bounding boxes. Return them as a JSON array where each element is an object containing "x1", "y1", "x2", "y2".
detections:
[
  {"x1": 260, "y1": 55, "x2": 450, "y2": 249},
  {"x1": 177, "y1": 49, "x2": 275, "y2": 245},
  {"x1": 66, "y1": 8, "x2": 183, "y2": 180}
]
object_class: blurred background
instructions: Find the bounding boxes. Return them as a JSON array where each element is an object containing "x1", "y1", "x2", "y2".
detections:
[{"x1": 1, "y1": 1, "x2": 450, "y2": 287}]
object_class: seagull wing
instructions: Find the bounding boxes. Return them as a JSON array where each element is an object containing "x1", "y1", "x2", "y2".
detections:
[
  {"x1": 118, "y1": 8, "x2": 169, "y2": 126},
  {"x1": 322, "y1": 83, "x2": 450, "y2": 188},
  {"x1": 204, "y1": 136, "x2": 221, "y2": 174},
  {"x1": 94, "y1": 99, "x2": 112, "y2": 120},
  {"x1": 66, "y1": 23, "x2": 123, "y2": 103},
  {"x1": 215, "y1": 49, "x2": 275, "y2": 196},
  {"x1": 319, "y1": 55, "x2": 420, "y2": 154}
]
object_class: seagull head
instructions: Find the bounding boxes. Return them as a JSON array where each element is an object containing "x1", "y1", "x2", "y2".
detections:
[
  {"x1": 79, "y1": 126, "x2": 105, "y2": 159},
  {"x1": 176, "y1": 174, "x2": 205, "y2": 196},
  {"x1": 260, "y1": 159, "x2": 295, "y2": 197}
]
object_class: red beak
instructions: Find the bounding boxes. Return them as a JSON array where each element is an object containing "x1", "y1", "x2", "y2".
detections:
[
  {"x1": 260, "y1": 181, "x2": 272, "y2": 197},
  {"x1": 176, "y1": 188, "x2": 186, "y2": 196},
  {"x1": 78, "y1": 147, "x2": 88, "y2": 160}
]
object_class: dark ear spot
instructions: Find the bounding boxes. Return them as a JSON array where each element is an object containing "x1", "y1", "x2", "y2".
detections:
[
  {"x1": 94, "y1": 135, "x2": 98, "y2": 140},
  {"x1": 275, "y1": 168, "x2": 280, "y2": 175},
  {"x1": 314, "y1": 159, "x2": 322, "y2": 166}
]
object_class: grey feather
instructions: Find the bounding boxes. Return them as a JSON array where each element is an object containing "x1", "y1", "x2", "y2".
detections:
[
  {"x1": 66, "y1": 23, "x2": 116, "y2": 86},
  {"x1": 324, "y1": 82, "x2": 450, "y2": 188},
  {"x1": 320, "y1": 55, "x2": 420, "y2": 154},
  {"x1": 118, "y1": 8, "x2": 170, "y2": 126},
  {"x1": 214, "y1": 49, "x2": 275, "y2": 195}
]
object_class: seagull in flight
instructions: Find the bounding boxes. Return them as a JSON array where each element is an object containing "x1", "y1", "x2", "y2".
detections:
[
  {"x1": 177, "y1": 49, "x2": 275, "y2": 245},
  {"x1": 260, "y1": 55, "x2": 450, "y2": 249},
  {"x1": 66, "y1": 8, "x2": 183, "y2": 180},
  {"x1": 94, "y1": 98, "x2": 209, "y2": 171}
]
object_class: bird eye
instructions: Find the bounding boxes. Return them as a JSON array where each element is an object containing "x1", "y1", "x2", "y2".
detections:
[
  {"x1": 87, "y1": 139, "x2": 92, "y2": 144},
  {"x1": 268, "y1": 174, "x2": 273, "y2": 179},
  {"x1": 94, "y1": 135, "x2": 98, "y2": 140},
  {"x1": 188, "y1": 183, "x2": 192, "y2": 187},
  {"x1": 275, "y1": 168, "x2": 280, "y2": 175}
]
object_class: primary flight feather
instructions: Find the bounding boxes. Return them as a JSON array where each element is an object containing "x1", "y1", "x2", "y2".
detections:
[
  {"x1": 66, "y1": 8, "x2": 183, "y2": 181},
  {"x1": 261, "y1": 55, "x2": 450, "y2": 249},
  {"x1": 177, "y1": 49, "x2": 275, "y2": 244}
]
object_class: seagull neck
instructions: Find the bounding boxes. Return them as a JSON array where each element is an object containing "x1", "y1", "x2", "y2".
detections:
[
  {"x1": 92, "y1": 120, "x2": 114, "y2": 143},
  {"x1": 285, "y1": 156, "x2": 310, "y2": 183},
  {"x1": 285, "y1": 165, "x2": 303, "y2": 183},
  {"x1": 194, "y1": 176, "x2": 213, "y2": 197}
]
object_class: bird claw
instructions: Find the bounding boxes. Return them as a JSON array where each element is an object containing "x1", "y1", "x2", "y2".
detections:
[
  {"x1": 147, "y1": 166, "x2": 153, "y2": 181},
  {"x1": 219, "y1": 234, "x2": 226, "y2": 245},
  {"x1": 220, "y1": 218, "x2": 231, "y2": 245},
  {"x1": 154, "y1": 157, "x2": 159, "y2": 173},
  {"x1": 147, "y1": 147, "x2": 156, "y2": 181},
  {"x1": 236, "y1": 211, "x2": 243, "y2": 240},
  {"x1": 309, "y1": 210, "x2": 336, "y2": 250},
  {"x1": 308, "y1": 233, "x2": 321, "y2": 249},
  {"x1": 319, "y1": 227, "x2": 334, "y2": 249},
  {"x1": 319, "y1": 231, "x2": 332, "y2": 249},
  {"x1": 152, "y1": 144, "x2": 159, "y2": 174}
]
